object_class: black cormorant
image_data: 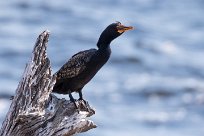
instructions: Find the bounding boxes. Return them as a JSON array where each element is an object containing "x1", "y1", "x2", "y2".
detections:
[{"x1": 52, "y1": 22, "x2": 133, "y2": 106}]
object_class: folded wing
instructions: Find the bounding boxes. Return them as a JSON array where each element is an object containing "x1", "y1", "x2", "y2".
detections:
[{"x1": 56, "y1": 48, "x2": 97, "y2": 80}]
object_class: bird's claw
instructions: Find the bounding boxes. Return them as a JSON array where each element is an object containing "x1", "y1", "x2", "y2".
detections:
[
  {"x1": 70, "y1": 98, "x2": 90, "y2": 113},
  {"x1": 70, "y1": 98, "x2": 79, "y2": 109},
  {"x1": 78, "y1": 99, "x2": 91, "y2": 112},
  {"x1": 78, "y1": 98, "x2": 87, "y2": 105}
]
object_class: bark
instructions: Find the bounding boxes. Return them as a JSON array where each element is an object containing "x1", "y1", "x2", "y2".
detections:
[{"x1": 0, "y1": 30, "x2": 96, "y2": 136}]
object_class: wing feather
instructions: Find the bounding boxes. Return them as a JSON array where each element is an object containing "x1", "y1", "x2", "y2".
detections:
[{"x1": 56, "y1": 49, "x2": 97, "y2": 80}]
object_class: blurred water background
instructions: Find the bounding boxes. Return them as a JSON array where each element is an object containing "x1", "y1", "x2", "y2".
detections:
[{"x1": 0, "y1": 0, "x2": 204, "y2": 136}]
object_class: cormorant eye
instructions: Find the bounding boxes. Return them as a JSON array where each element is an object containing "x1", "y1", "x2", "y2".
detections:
[
  {"x1": 116, "y1": 21, "x2": 121, "y2": 25},
  {"x1": 116, "y1": 21, "x2": 122, "y2": 30}
]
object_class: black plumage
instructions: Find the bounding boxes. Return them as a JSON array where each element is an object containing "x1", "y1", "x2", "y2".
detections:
[{"x1": 52, "y1": 22, "x2": 133, "y2": 104}]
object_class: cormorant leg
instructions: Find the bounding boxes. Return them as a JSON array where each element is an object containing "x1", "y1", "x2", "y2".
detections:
[
  {"x1": 78, "y1": 90, "x2": 84, "y2": 100},
  {"x1": 69, "y1": 92, "x2": 78, "y2": 109},
  {"x1": 69, "y1": 92, "x2": 75, "y2": 102},
  {"x1": 78, "y1": 89, "x2": 87, "y2": 107}
]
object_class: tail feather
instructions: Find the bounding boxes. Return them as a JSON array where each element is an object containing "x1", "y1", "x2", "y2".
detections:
[{"x1": 52, "y1": 82, "x2": 63, "y2": 93}]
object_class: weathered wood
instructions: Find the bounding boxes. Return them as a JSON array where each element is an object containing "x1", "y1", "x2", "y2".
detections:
[{"x1": 0, "y1": 31, "x2": 96, "y2": 136}]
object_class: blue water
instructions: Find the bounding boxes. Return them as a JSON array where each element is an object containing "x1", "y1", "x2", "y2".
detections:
[{"x1": 0, "y1": 0, "x2": 204, "y2": 136}]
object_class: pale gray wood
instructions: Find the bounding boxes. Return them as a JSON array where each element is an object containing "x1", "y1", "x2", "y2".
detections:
[{"x1": 0, "y1": 31, "x2": 96, "y2": 136}]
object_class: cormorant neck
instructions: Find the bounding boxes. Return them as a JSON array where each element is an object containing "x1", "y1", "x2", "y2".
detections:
[
  {"x1": 97, "y1": 44, "x2": 111, "y2": 50},
  {"x1": 97, "y1": 38, "x2": 112, "y2": 49},
  {"x1": 97, "y1": 32, "x2": 114, "y2": 49}
]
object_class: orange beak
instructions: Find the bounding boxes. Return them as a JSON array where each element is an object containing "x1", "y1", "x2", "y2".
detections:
[{"x1": 117, "y1": 23, "x2": 134, "y2": 33}]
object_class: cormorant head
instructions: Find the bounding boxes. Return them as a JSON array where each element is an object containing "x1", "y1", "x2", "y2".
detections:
[{"x1": 97, "y1": 22, "x2": 133, "y2": 48}]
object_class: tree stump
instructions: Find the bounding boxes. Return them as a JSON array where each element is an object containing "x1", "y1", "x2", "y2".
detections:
[{"x1": 0, "y1": 31, "x2": 96, "y2": 136}]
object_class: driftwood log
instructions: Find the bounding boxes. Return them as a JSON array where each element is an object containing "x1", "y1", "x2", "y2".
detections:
[{"x1": 0, "y1": 31, "x2": 96, "y2": 136}]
